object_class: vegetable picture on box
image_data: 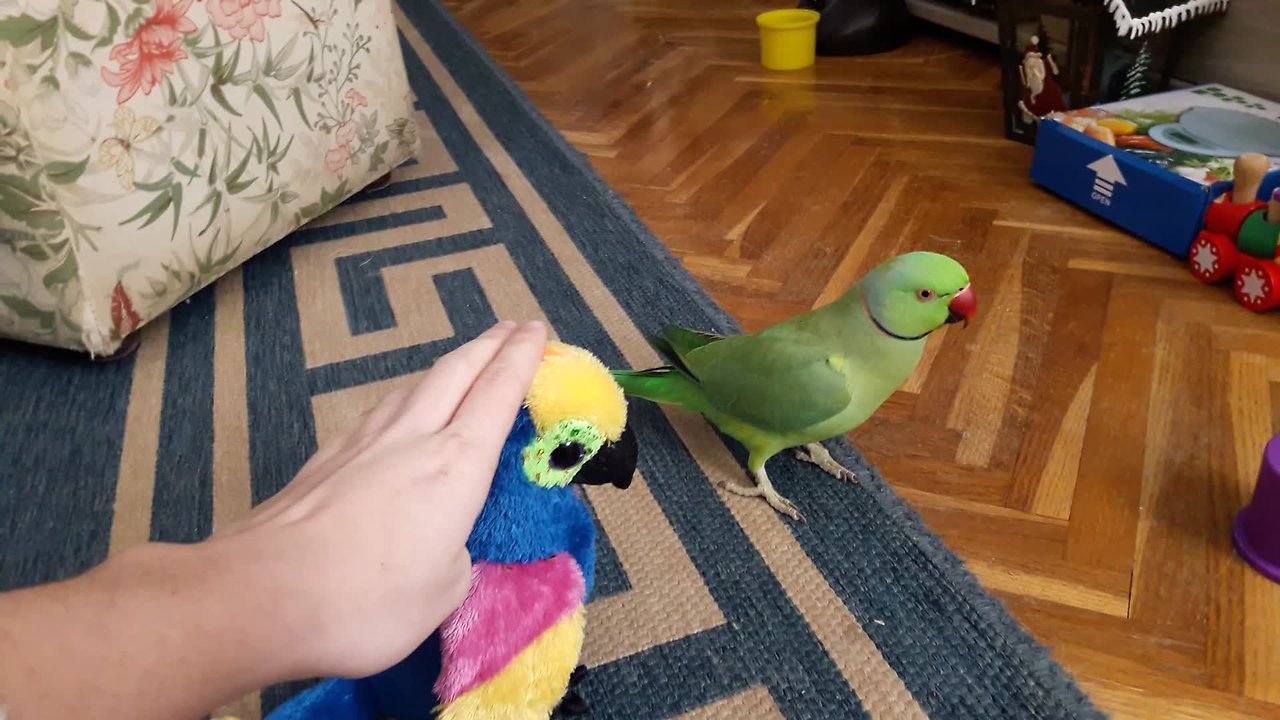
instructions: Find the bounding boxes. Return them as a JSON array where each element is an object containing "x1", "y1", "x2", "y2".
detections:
[{"x1": 1046, "y1": 85, "x2": 1280, "y2": 183}]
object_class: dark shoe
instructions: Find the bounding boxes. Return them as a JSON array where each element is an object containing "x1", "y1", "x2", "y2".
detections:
[{"x1": 798, "y1": 0, "x2": 913, "y2": 56}]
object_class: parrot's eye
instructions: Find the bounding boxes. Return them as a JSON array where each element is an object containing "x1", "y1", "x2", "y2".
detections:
[
  {"x1": 550, "y1": 442, "x2": 586, "y2": 470},
  {"x1": 524, "y1": 419, "x2": 605, "y2": 489},
  {"x1": 916, "y1": 289, "x2": 936, "y2": 302}
]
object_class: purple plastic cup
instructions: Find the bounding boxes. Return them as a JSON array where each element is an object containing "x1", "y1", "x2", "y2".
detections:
[{"x1": 1234, "y1": 434, "x2": 1280, "y2": 584}]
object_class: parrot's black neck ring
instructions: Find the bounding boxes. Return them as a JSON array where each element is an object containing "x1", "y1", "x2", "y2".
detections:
[
  {"x1": 860, "y1": 289, "x2": 931, "y2": 342},
  {"x1": 869, "y1": 314, "x2": 931, "y2": 341}
]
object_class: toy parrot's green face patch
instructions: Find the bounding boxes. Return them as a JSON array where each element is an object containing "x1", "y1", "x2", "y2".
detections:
[{"x1": 523, "y1": 419, "x2": 606, "y2": 488}]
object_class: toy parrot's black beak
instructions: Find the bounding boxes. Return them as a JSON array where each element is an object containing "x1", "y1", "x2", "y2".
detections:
[{"x1": 572, "y1": 426, "x2": 637, "y2": 490}]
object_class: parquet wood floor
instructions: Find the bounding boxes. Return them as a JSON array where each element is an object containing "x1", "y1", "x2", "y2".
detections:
[{"x1": 441, "y1": 1, "x2": 1280, "y2": 716}]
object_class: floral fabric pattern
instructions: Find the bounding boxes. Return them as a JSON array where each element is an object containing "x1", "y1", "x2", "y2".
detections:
[
  {"x1": 0, "y1": 0, "x2": 418, "y2": 354},
  {"x1": 102, "y1": 0, "x2": 199, "y2": 104},
  {"x1": 206, "y1": 0, "x2": 280, "y2": 42}
]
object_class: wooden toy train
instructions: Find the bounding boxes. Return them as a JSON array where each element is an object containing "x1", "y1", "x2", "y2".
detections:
[{"x1": 1187, "y1": 152, "x2": 1280, "y2": 313}]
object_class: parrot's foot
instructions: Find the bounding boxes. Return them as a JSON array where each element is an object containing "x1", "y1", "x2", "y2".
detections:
[
  {"x1": 794, "y1": 443, "x2": 858, "y2": 483},
  {"x1": 724, "y1": 467, "x2": 805, "y2": 522}
]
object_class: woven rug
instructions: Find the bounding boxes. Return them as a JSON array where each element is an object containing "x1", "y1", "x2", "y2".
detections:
[{"x1": 0, "y1": 1, "x2": 1105, "y2": 718}]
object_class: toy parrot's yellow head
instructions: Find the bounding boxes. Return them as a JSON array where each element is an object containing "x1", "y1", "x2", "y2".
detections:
[{"x1": 521, "y1": 342, "x2": 637, "y2": 490}]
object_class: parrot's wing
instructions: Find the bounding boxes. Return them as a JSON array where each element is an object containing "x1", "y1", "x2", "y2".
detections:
[
  {"x1": 682, "y1": 331, "x2": 852, "y2": 434},
  {"x1": 661, "y1": 325, "x2": 726, "y2": 360},
  {"x1": 435, "y1": 555, "x2": 587, "y2": 706},
  {"x1": 645, "y1": 325, "x2": 727, "y2": 378},
  {"x1": 438, "y1": 608, "x2": 586, "y2": 720}
]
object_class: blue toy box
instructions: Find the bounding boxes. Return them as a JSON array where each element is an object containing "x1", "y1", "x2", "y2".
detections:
[{"x1": 1030, "y1": 84, "x2": 1280, "y2": 259}]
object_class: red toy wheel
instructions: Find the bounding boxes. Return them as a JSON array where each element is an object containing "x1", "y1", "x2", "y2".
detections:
[
  {"x1": 1233, "y1": 259, "x2": 1280, "y2": 313},
  {"x1": 1189, "y1": 231, "x2": 1238, "y2": 284}
]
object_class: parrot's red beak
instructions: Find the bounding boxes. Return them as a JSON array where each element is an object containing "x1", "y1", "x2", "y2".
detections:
[{"x1": 946, "y1": 285, "x2": 976, "y2": 327}]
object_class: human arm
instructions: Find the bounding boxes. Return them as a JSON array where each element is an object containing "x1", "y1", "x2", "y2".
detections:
[
  {"x1": 0, "y1": 536, "x2": 317, "y2": 719},
  {"x1": 0, "y1": 319, "x2": 548, "y2": 720}
]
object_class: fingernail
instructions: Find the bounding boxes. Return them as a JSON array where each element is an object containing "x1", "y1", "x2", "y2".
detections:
[{"x1": 494, "y1": 320, "x2": 516, "y2": 330}]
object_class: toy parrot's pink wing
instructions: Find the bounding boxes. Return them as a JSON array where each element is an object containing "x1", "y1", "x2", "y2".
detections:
[{"x1": 434, "y1": 553, "x2": 586, "y2": 704}]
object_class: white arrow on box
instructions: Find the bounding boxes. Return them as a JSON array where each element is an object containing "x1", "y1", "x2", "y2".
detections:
[{"x1": 1087, "y1": 155, "x2": 1126, "y2": 202}]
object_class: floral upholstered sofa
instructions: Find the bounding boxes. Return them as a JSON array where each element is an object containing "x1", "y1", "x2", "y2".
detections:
[{"x1": 0, "y1": 0, "x2": 419, "y2": 357}]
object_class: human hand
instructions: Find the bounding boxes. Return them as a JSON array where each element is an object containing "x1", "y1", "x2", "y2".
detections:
[{"x1": 210, "y1": 319, "x2": 549, "y2": 679}]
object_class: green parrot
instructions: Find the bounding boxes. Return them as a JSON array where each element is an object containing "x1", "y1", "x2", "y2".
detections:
[{"x1": 613, "y1": 251, "x2": 976, "y2": 521}]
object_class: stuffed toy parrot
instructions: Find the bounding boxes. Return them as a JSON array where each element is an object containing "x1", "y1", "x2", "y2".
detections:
[
  {"x1": 260, "y1": 341, "x2": 638, "y2": 720},
  {"x1": 612, "y1": 251, "x2": 974, "y2": 521}
]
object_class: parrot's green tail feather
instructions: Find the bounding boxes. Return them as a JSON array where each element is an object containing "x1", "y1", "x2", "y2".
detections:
[
  {"x1": 611, "y1": 367, "x2": 708, "y2": 413},
  {"x1": 614, "y1": 325, "x2": 726, "y2": 413}
]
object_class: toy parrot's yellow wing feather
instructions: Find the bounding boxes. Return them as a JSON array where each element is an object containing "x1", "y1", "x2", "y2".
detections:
[{"x1": 437, "y1": 607, "x2": 585, "y2": 720}]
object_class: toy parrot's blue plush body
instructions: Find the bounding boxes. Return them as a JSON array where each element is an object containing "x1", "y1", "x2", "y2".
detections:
[{"x1": 262, "y1": 342, "x2": 637, "y2": 720}]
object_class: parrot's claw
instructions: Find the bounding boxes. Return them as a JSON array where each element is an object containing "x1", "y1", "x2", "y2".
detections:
[
  {"x1": 794, "y1": 443, "x2": 859, "y2": 484},
  {"x1": 724, "y1": 468, "x2": 805, "y2": 522}
]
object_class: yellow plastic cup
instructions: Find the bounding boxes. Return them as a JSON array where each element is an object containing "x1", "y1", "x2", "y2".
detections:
[{"x1": 756, "y1": 9, "x2": 820, "y2": 71}]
